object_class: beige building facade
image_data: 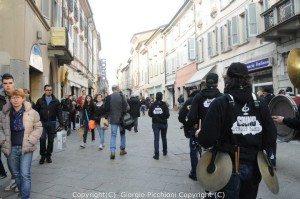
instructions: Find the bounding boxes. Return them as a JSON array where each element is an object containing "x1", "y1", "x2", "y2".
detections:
[{"x1": 0, "y1": 0, "x2": 100, "y2": 101}]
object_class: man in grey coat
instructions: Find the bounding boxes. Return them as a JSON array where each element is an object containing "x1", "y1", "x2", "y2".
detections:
[{"x1": 107, "y1": 85, "x2": 129, "y2": 159}]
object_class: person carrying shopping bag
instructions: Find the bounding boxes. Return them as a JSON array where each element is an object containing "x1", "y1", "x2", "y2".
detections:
[
  {"x1": 94, "y1": 94, "x2": 109, "y2": 150},
  {"x1": 80, "y1": 95, "x2": 95, "y2": 148}
]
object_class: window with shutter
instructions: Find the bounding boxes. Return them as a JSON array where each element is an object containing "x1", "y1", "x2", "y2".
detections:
[
  {"x1": 42, "y1": 0, "x2": 50, "y2": 19},
  {"x1": 188, "y1": 38, "x2": 196, "y2": 60},
  {"x1": 197, "y1": 38, "x2": 204, "y2": 62},
  {"x1": 227, "y1": 20, "x2": 231, "y2": 49},
  {"x1": 244, "y1": 10, "x2": 249, "y2": 43},
  {"x1": 248, "y1": 3, "x2": 258, "y2": 37},
  {"x1": 215, "y1": 27, "x2": 218, "y2": 56},
  {"x1": 231, "y1": 16, "x2": 239, "y2": 46},
  {"x1": 207, "y1": 32, "x2": 212, "y2": 57},
  {"x1": 220, "y1": 26, "x2": 224, "y2": 52}
]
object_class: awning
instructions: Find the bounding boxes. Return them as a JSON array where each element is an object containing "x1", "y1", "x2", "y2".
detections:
[{"x1": 185, "y1": 65, "x2": 215, "y2": 87}]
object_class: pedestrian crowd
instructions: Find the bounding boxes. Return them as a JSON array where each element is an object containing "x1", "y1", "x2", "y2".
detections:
[{"x1": 0, "y1": 62, "x2": 299, "y2": 198}]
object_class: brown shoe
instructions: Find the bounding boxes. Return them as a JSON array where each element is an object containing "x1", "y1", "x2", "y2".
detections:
[
  {"x1": 120, "y1": 149, "x2": 127, "y2": 155},
  {"x1": 110, "y1": 152, "x2": 115, "y2": 159}
]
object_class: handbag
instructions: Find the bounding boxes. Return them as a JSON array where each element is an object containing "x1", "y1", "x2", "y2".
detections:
[
  {"x1": 85, "y1": 109, "x2": 96, "y2": 130},
  {"x1": 100, "y1": 117, "x2": 109, "y2": 129},
  {"x1": 122, "y1": 112, "x2": 134, "y2": 127}
]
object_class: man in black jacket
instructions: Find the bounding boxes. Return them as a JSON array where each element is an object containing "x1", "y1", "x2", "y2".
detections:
[
  {"x1": 128, "y1": 95, "x2": 141, "y2": 132},
  {"x1": 198, "y1": 63, "x2": 277, "y2": 198},
  {"x1": 0, "y1": 73, "x2": 18, "y2": 192},
  {"x1": 35, "y1": 85, "x2": 63, "y2": 164},
  {"x1": 148, "y1": 92, "x2": 170, "y2": 160},
  {"x1": 186, "y1": 73, "x2": 222, "y2": 181}
]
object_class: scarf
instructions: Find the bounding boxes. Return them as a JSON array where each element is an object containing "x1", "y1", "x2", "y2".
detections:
[{"x1": 11, "y1": 105, "x2": 25, "y2": 132}]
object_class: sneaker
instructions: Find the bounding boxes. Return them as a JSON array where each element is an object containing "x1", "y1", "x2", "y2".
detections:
[
  {"x1": 39, "y1": 156, "x2": 46, "y2": 164},
  {"x1": 80, "y1": 142, "x2": 86, "y2": 148},
  {"x1": 120, "y1": 149, "x2": 127, "y2": 155},
  {"x1": 46, "y1": 157, "x2": 52, "y2": 163},
  {"x1": 153, "y1": 155, "x2": 159, "y2": 160},
  {"x1": 110, "y1": 152, "x2": 115, "y2": 159},
  {"x1": 188, "y1": 173, "x2": 197, "y2": 181},
  {"x1": 99, "y1": 145, "x2": 103, "y2": 150},
  {"x1": 4, "y1": 179, "x2": 16, "y2": 191},
  {"x1": 14, "y1": 186, "x2": 19, "y2": 193}
]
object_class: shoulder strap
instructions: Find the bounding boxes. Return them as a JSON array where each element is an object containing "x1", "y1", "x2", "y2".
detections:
[{"x1": 84, "y1": 109, "x2": 89, "y2": 121}]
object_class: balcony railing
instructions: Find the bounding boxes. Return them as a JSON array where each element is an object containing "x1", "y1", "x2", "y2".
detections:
[
  {"x1": 262, "y1": 0, "x2": 295, "y2": 30},
  {"x1": 278, "y1": 0, "x2": 294, "y2": 23},
  {"x1": 264, "y1": 11, "x2": 274, "y2": 30}
]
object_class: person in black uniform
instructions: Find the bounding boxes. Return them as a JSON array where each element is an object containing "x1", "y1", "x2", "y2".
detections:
[
  {"x1": 148, "y1": 92, "x2": 170, "y2": 160},
  {"x1": 262, "y1": 86, "x2": 277, "y2": 168},
  {"x1": 198, "y1": 63, "x2": 277, "y2": 199},
  {"x1": 184, "y1": 73, "x2": 222, "y2": 181}
]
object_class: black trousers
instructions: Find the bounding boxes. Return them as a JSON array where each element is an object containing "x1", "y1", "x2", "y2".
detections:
[
  {"x1": 0, "y1": 150, "x2": 6, "y2": 176},
  {"x1": 40, "y1": 121, "x2": 56, "y2": 157},
  {"x1": 69, "y1": 113, "x2": 76, "y2": 129}
]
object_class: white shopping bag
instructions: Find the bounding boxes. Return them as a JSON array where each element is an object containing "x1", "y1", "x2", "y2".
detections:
[{"x1": 57, "y1": 130, "x2": 67, "y2": 150}]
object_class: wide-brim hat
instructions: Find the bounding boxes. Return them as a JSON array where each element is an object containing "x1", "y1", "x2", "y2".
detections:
[
  {"x1": 257, "y1": 151, "x2": 279, "y2": 194},
  {"x1": 196, "y1": 150, "x2": 232, "y2": 191}
]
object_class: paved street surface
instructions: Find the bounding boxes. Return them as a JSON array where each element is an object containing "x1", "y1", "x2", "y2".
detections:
[{"x1": 0, "y1": 110, "x2": 300, "y2": 199}]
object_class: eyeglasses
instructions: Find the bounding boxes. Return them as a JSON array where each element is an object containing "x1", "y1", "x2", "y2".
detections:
[{"x1": 45, "y1": 89, "x2": 52, "y2": 91}]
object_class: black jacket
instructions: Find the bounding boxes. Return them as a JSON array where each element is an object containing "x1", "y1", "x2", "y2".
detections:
[
  {"x1": 94, "y1": 103, "x2": 107, "y2": 124},
  {"x1": 0, "y1": 95, "x2": 6, "y2": 111},
  {"x1": 128, "y1": 97, "x2": 141, "y2": 118},
  {"x1": 83, "y1": 103, "x2": 95, "y2": 121},
  {"x1": 61, "y1": 98, "x2": 72, "y2": 112},
  {"x1": 35, "y1": 94, "x2": 63, "y2": 125},
  {"x1": 178, "y1": 90, "x2": 200, "y2": 126},
  {"x1": 187, "y1": 87, "x2": 222, "y2": 126},
  {"x1": 198, "y1": 88, "x2": 277, "y2": 164},
  {"x1": 148, "y1": 100, "x2": 170, "y2": 124}
]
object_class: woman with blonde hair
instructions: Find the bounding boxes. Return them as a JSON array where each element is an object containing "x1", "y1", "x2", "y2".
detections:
[{"x1": 0, "y1": 88, "x2": 43, "y2": 199}]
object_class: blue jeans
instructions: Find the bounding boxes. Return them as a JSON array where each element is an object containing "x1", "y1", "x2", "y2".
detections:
[
  {"x1": 8, "y1": 146, "x2": 33, "y2": 199},
  {"x1": 217, "y1": 164, "x2": 261, "y2": 199},
  {"x1": 110, "y1": 124, "x2": 126, "y2": 152},
  {"x1": 96, "y1": 124, "x2": 105, "y2": 145},
  {"x1": 152, "y1": 123, "x2": 168, "y2": 156},
  {"x1": 189, "y1": 130, "x2": 199, "y2": 177}
]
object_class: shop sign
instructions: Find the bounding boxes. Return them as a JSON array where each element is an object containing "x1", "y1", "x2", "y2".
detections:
[
  {"x1": 29, "y1": 45, "x2": 43, "y2": 72},
  {"x1": 50, "y1": 27, "x2": 66, "y2": 47},
  {"x1": 246, "y1": 58, "x2": 270, "y2": 72}
]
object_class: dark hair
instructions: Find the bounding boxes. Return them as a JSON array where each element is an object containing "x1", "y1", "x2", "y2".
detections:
[
  {"x1": 224, "y1": 75, "x2": 252, "y2": 90},
  {"x1": 44, "y1": 84, "x2": 51, "y2": 90},
  {"x1": 2, "y1": 73, "x2": 14, "y2": 82},
  {"x1": 94, "y1": 94, "x2": 103, "y2": 102},
  {"x1": 83, "y1": 94, "x2": 93, "y2": 107},
  {"x1": 278, "y1": 89, "x2": 285, "y2": 94}
]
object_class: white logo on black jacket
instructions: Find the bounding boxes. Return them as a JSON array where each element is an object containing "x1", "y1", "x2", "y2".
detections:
[{"x1": 231, "y1": 103, "x2": 262, "y2": 135}]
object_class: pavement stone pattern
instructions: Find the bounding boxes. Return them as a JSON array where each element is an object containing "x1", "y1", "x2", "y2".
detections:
[{"x1": 0, "y1": 110, "x2": 299, "y2": 199}]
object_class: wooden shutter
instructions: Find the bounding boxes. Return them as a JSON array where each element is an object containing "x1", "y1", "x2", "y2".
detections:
[
  {"x1": 188, "y1": 38, "x2": 196, "y2": 60},
  {"x1": 231, "y1": 16, "x2": 239, "y2": 46},
  {"x1": 248, "y1": 3, "x2": 258, "y2": 37}
]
